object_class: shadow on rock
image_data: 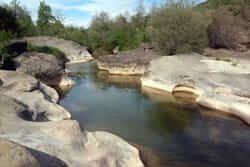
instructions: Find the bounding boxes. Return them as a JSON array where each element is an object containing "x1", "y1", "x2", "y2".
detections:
[{"x1": 27, "y1": 147, "x2": 68, "y2": 167}]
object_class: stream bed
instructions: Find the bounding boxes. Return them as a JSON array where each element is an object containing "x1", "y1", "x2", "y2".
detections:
[{"x1": 60, "y1": 62, "x2": 250, "y2": 167}]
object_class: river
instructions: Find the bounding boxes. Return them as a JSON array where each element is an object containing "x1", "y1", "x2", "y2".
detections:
[{"x1": 60, "y1": 62, "x2": 250, "y2": 167}]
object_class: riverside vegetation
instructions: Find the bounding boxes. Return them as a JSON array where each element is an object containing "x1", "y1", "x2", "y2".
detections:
[
  {"x1": 1, "y1": 0, "x2": 249, "y2": 60},
  {"x1": 1, "y1": 0, "x2": 250, "y2": 167}
]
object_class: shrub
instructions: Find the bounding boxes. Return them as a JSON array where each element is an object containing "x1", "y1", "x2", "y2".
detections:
[
  {"x1": 148, "y1": 1, "x2": 210, "y2": 55},
  {"x1": 207, "y1": 7, "x2": 249, "y2": 51},
  {"x1": 27, "y1": 43, "x2": 66, "y2": 59}
]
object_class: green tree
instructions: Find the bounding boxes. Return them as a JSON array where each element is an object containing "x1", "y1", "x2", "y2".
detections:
[
  {"x1": 0, "y1": 31, "x2": 13, "y2": 65},
  {"x1": 0, "y1": 6, "x2": 19, "y2": 34},
  {"x1": 37, "y1": 1, "x2": 55, "y2": 33},
  {"x1": 8, "y1": 1, "x2": 36, "y2": 36},
  {"x1": 149, "y1": 0, "x2": 210, "y2": 55}
]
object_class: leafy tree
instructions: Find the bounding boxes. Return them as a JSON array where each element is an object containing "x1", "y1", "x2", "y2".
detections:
[
  {"x1": 149, "y1": 0, "x2": 210, "y2": 55},
  {"x1": 61, "y1": 26, "x2": 89, "y2": 46},
  {"x1": 0, "y1": 6, "x2": 19, "y2": 34},
  {"x1": 199, "y1": 0, "x2": 245, "y2": 9},
  {"x1": 0, "y1": 31, "x2": 14, "y2": 66},
  {"x1": 8, "y1": 0, "x2": 36, "y2": 36},
  {"x1": 37, "y1": 1, "x2": 55, "y2": 33}
]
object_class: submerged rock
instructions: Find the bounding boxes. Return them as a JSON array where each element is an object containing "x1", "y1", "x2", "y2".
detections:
[
  {"x1": 24, "y1": 36, "x2": 93, "y2": 64},
  {"x1": 97, "y1": 48, "x2": 157, "y2": 75},
  {"x1": 141, "y1": 53, "x2": 250, "y2": 124}
]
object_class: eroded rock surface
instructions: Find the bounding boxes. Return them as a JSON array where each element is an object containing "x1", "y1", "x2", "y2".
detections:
[
  {"x1": 14, "y1": 52, "x2": 74, "y2": 88},
  {"x1": 141, "y1": 53, "x2": 250, "y2": 124},
  {"x1": 97, "y1": 48, "x2": 157, "y2": 75},
  {"x1": 0, "y1": 70, "x2": 70, "y2": 121},
  {"x1": 24, "y1": 36, "x2": 93, "y2": 64},
  {"x1": 0, "y1": 70, "x2": 144, "y2": 167}
]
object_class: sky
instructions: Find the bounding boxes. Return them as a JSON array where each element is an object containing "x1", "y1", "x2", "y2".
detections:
[{"x1": 1, "y1": 0, "x2": 205, "y2": 27}]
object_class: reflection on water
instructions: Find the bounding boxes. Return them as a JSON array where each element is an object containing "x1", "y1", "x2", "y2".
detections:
[{"x1": 60, "y1": 63, "x2": 250, "y2": 167}]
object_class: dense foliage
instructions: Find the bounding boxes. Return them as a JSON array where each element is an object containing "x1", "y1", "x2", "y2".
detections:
[
  {"x1": 87, "y1": 11, "x2": 148, "y2": 57},
  {"x1": 149, "y1": 1, "x2": 210, "y2": 54},
  {"x1": 0, "y1": 0, "x2": 249, "y2": 59}
]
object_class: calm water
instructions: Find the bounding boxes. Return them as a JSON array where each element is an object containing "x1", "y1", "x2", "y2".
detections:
[{"x1": 60, "y1": 63, "x2": 250, "y2": 167}]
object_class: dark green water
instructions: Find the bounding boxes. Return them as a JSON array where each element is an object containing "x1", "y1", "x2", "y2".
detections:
[{"x1": 60, "y1": 63, "x2": 250, "y2": 167}]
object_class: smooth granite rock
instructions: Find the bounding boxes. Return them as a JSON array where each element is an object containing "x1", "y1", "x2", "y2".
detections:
[
  {"x1": 14, "y1": 52, "x2": 75, "y2": 88},
  {"x1": 24, "y1": 36, "x2": 93, "y2": 64},
  {"x1": 0, "y1": 70, "x2": 71, "y2": 121},
  {"x1": 141, "y1": 53, "x2": 250, "y2": 124},
  {"x1": 0, "y1": 71, "x2": 144, "y2": 167},
  {"x1": 0, "y1": 138, "x2": 40, "y2": 167}
]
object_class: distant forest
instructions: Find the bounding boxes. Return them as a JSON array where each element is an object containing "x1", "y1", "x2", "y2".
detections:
[{"x1": 0, "y1": 0, "x2": 249, "y2": 57}]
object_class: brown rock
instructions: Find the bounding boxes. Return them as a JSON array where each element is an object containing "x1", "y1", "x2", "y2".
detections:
[{"x1": 97, "y1": 48, "x2": 157, "y2": 75}]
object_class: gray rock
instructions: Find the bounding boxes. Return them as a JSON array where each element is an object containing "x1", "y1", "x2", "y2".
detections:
[
  {"x1": 0, "y1": 70, "x2": 71, "y2": 121},
  {"x1": 14, "y1": 52, "x2": 74, "y2": 88},
  {"x1": 39, "y1": 82, "x2": 59, "y2": 103},
  {"x1": 97, "y1": 48, "x2": 157, "y2": 75},
  {"x1": 0, "y1": 71, "x2": 144, "y2": 167},
  {"x1": 14, "y1": 52, "x2": 64, "y2": 81},
  {"x1": 24, "y1": 36, "x2": 93, "y2": 64},
  {"x1": 141, "y1": 53, "x2": 250, "y2": 124},
  {"x1": 0, "y1": 138, "x2": 40, "y2": 167}
]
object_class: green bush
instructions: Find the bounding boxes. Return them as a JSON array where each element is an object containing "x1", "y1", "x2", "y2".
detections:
[
  {"x1": 27, "y1": 43, "x2": 66, "y2": 59},
  {"x1": 61, "y1": 27, "x2": 89, "y2": 46},
  {"x1": 199, "y1": 0, "x2": 245, "y2": 9},
  {"x1": 87, "y1": 12, "x2": 147, "y2": 57},
  {"x1": 148, "y1": 1, "x2": 210, "y2": 55}
]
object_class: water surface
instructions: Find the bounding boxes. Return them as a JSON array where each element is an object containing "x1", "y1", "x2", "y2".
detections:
[{"x1": 60, "y1": 63, "x2": 250, "y2": 167}]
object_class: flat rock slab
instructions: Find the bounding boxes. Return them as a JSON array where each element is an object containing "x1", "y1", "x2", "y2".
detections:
[
  {"x1": 97, "y1": 48, "x2": 157, "y2": 75},
  {"x1": 24, "y1": 36, "x2": 93, "y2": 64},
  {"x1": 141, "y1": 53, "x2": 250, "y2": 124},
  {"x1": 0, "y1": 71, "x2": 144, "y2": 167}
]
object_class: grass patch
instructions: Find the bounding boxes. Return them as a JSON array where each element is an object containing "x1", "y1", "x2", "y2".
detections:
[
  {"x1": 215, "y1": 57, "x2": 238, "y2": 66},
  {"x1": 27, "y1": 43, "x2": 66, "y2": 58},
  {"x1": 232, "y1": 63, "x2": 238, "y2": 66},
  {"x1": 215, "y1": 57, "x2": 232, "y2": 62},
  {"x1": 27, "y1": 43, "x2": 69, "y2": 63}
]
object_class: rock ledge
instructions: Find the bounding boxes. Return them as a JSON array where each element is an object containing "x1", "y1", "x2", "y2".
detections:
[{"x1": 141, "y1": 53, "x2": 250, "y2": 124}]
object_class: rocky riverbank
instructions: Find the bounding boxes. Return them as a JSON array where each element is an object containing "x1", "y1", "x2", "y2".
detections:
[
  {"x1": 0, "y1": 70, "x2": 144, "y2": 167},
  {"x1": 24, "y1": 36, "x2": 93, "y2": 64},
  {"x1": 14, "y1": 51, "x2": 75, "y2": 89},
  {"x1": 97, "y1": 47, "x2": 157, "y2": 75},
  {"x1": 141, "y1": 53, "x2": 250, "y2": 124}
]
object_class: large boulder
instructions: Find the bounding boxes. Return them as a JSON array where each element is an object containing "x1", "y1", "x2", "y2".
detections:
[
  {"x1": 24, "y1": 36, "x2": 93, "y2": 64},
  {"x1": 0, "y1": 71, "x2": 144, "y2": 167},
  {"x1": 14, "y1": 52, "x2": 64, "y2": 81},
  {"x1": 141, "y1": 53, "x2": 250, "y2": 125},
  {"x1": 14, "y1": 52, "x2": 74, "y2": 88},
  {"x1": 97, "y1": 48, "x2": 157, "y2": 75},
  {"x1": 207, "y1": 7, "x2": 250, "y2": 51},
  {"x1": 0, "y1": 138, "x2": 40, "y2": 167},
  {"x1": 0, "y1": 70, "x2": 71, "y2": 121}
]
